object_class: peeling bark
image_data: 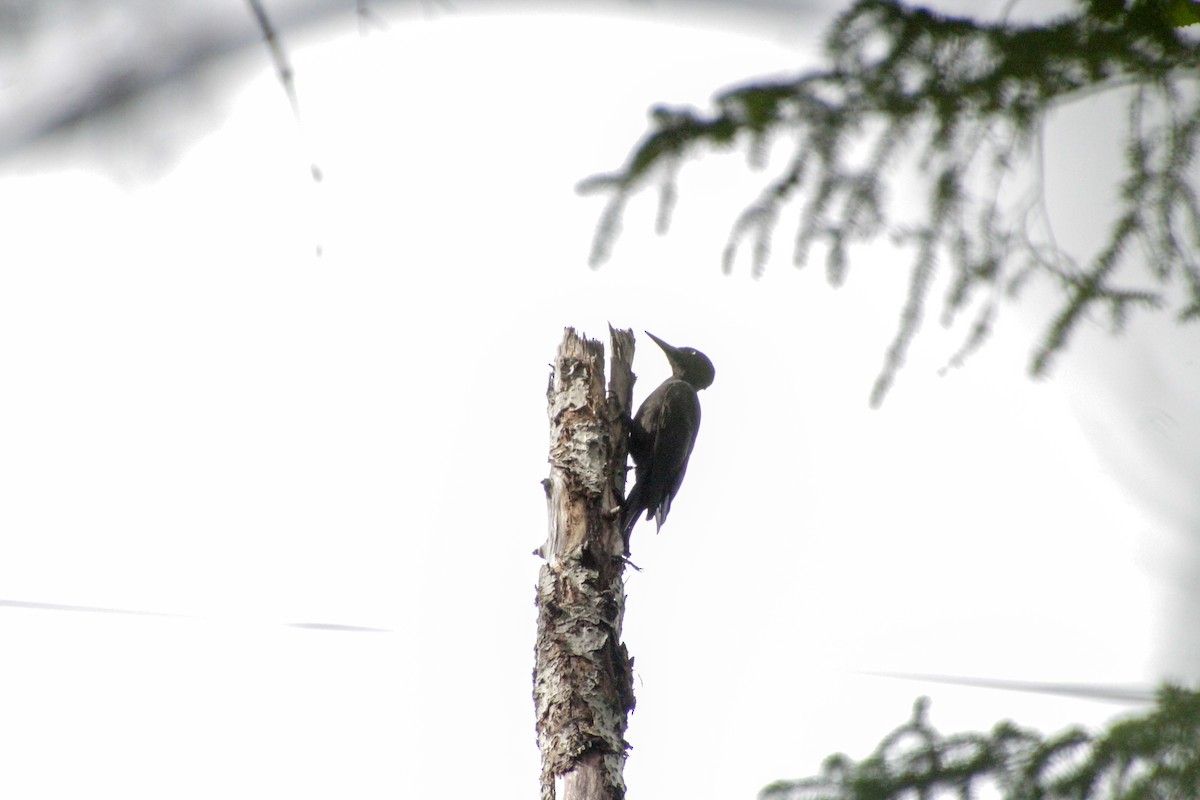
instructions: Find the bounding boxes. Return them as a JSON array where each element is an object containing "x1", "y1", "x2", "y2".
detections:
[{"x1": 533, "y1": 326, "x2": 636, "y2": 800}]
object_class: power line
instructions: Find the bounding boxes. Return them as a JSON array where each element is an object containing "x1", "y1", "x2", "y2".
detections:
[{"x1": 0, "y1": 597, "x2": 391, "y2": 633}]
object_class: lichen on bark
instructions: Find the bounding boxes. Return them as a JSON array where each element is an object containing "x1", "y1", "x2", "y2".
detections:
[{"x1": 533, "y1": 327, "x2": 636, "y2": 800}]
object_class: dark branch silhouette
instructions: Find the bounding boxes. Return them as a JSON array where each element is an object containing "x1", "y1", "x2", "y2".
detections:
[
  {"x1": 583, "y1": 0, "x2": 1200, "y2": 404},
  {"x1": 762, "y1": 684, "x2": 1200, "y2": 800}
]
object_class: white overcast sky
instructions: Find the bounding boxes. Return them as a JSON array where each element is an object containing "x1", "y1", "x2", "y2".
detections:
[{"x1": 1, "y1": 2, "x2": 1198, "y2": 799}]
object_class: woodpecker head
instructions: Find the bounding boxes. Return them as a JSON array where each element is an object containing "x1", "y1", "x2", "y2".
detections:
[{"x1": 645, "y1": 331, "x2": 715, "y2": 391}]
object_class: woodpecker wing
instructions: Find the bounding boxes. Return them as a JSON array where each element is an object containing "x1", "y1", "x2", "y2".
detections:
[{"x1": 630, "y1": 377, "x2": 702, "y2": 530}]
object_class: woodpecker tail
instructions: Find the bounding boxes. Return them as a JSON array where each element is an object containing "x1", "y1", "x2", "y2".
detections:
[{"x1": 619, "y1": 482, "x2": 645, "y2": 555}]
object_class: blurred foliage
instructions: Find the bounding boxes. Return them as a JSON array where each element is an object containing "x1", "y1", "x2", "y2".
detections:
[
  {"x1": 1168, "y1": 0, "x2": 1200, "y2": 26},
  {"x1": 582, "y1": 0, "x2": 1200, "y2": 405},
  {"x1": 761, "y1": 684, "x2": 1200, "y2": 800}
]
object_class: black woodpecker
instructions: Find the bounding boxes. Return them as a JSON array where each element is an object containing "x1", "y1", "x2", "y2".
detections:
[{"x1": 620, "y1": 331, "x2": 715, "y2": 551}]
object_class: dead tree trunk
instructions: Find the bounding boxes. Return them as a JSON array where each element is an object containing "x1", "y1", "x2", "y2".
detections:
[{"x1": 533, "y1": 326, "x2": 636, "y2": 800}]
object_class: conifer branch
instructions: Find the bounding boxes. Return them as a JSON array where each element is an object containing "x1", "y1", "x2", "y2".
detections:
[
  {"x1": 761, "y1": 684, "x2": 1200, "y2": 800},
  {"x1": 582, "y1": 0, "x2": 1200, "y2": 403}
]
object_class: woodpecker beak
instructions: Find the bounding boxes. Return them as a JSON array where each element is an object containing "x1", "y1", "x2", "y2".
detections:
[
  {"x1": 645, "y1": 330, "x2": 689, "y2": 377},
  {"x1": 644, "y1": 331, "x2": 678, "y2": 357}
]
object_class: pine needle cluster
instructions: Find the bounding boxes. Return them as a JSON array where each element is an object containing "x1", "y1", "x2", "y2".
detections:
[
  {"x1": 581, "y1": 0, "x2": 1200, "y2": 404},
  {"x1": 761, "y1": 684, "x2": 1200, "y2": 800}
]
